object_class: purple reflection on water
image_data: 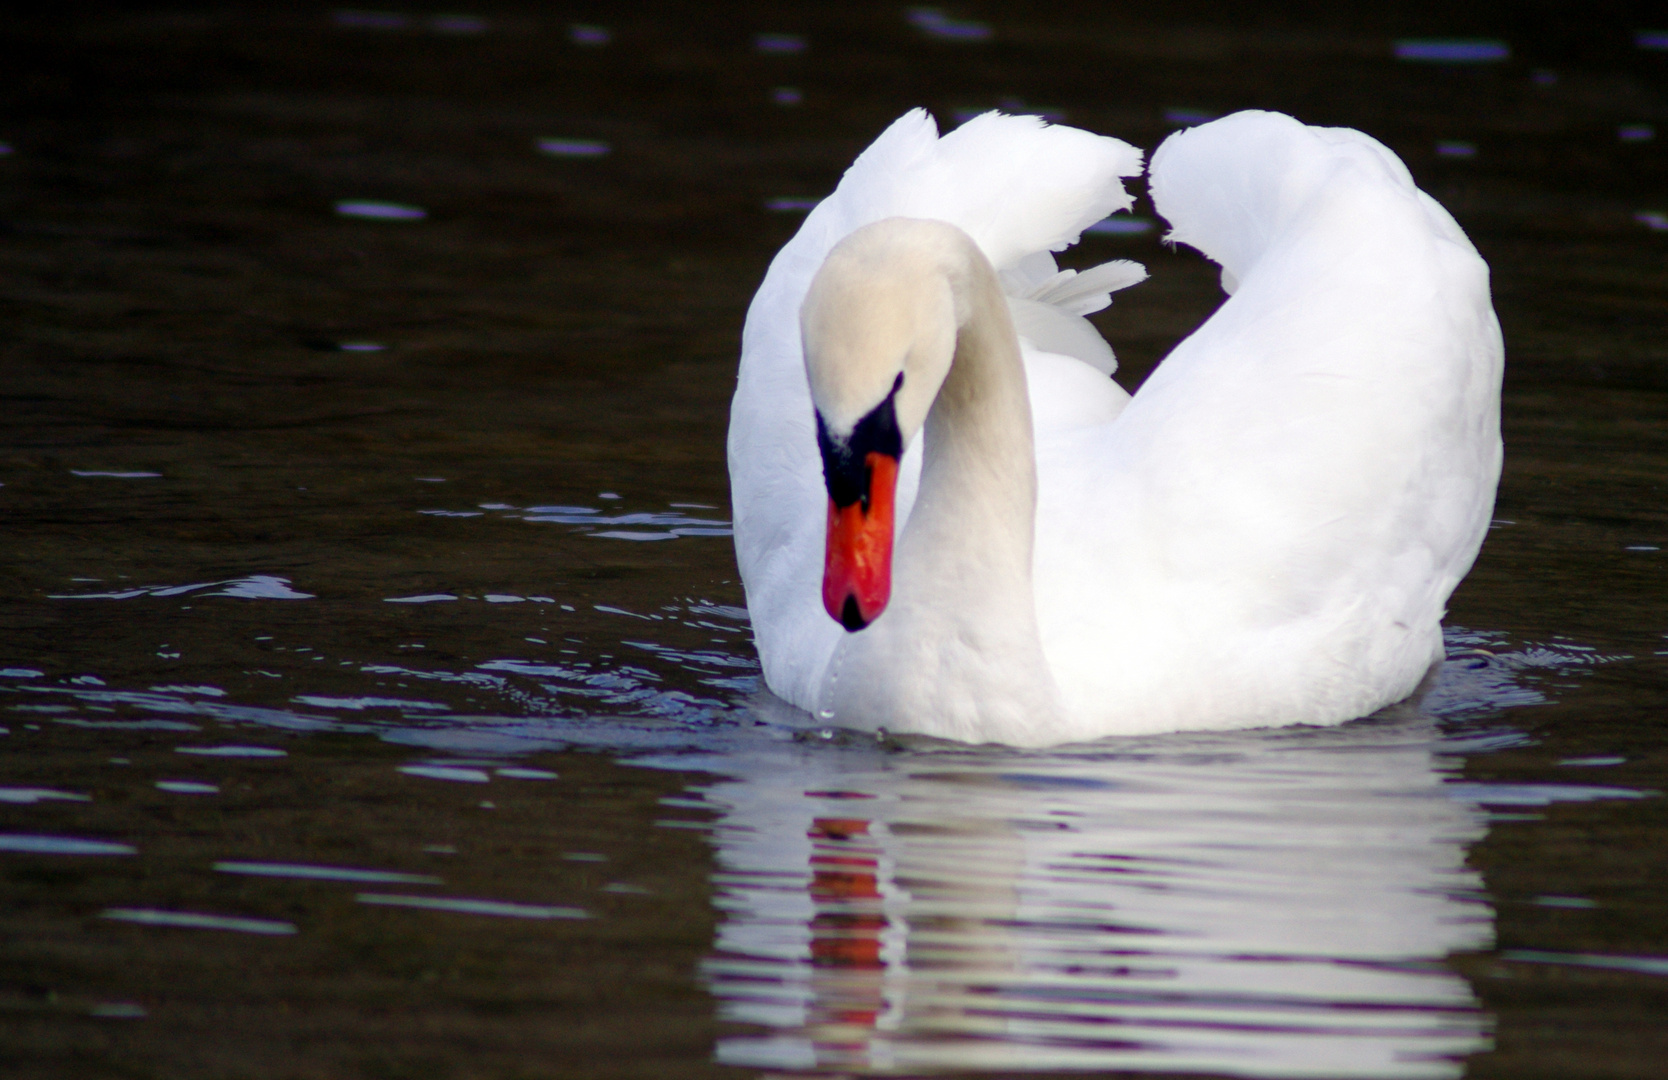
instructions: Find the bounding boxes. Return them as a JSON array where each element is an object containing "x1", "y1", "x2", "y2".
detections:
[{"x1": 1395, "y1": 38, "x2": 1510, "y2": 62}]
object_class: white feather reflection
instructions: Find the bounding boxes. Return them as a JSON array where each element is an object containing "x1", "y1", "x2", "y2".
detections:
[{"x1": 699, "y1": 717, "x2": 1494, "y2": 1078}]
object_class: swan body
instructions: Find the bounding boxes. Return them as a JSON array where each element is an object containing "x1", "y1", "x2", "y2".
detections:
[{"x1": 727, "y1": 109, "x2": 1503, "y2": 747}]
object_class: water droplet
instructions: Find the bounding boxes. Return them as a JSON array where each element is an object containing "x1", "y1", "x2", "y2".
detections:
[
  {"x1": 155, "y1": 781, "x2": 219, "y2": 795},
  {"x1": 430, "y1": 14, "x2": 487, "y2": 34},
  {"x1": 536, "y1": 138, "x2": 609, "y2": 158},
  {"x1": 1393, "y1": 38, "x2": 1509, "y2": 63},
  {"x1": 1163, "y1": 107, "x2": 1215, "y2": 126},
  {"x1": 754, "y1": 32, "x2": 805, "y2": 55},
  {"x1": 765, "y1": 197, "x2": 818, "y2": 213},
  {"x1": 1086, "y1": 216, "x2": 1154, "y2": 235},
  {"x1": 89, "y1": 1002, "x2": 146, "y2": 1019},
  {"x1": 101, "y1": 908, "x2": 295, "y2": 934},
  {"x1": 908, "y1": 7, "x2": 992, "y2": 41},
  {"x1": 335, "y1": 200, "x2": 426, "y2": 221},
  {"x1": 332, "y1": 11, "x2": 408, "y2": 31},
  {"x1": 0, "y1": 834, "x2": 135, "y2": 856}
]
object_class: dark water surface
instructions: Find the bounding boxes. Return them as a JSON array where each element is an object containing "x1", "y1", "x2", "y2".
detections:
[{"x1": 2, "y1": 4, "x2": 1666, "y2": 1078}]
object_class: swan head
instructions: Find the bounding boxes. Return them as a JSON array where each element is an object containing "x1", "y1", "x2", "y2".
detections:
[{"x1": 801, "y1": 218, "x2": 968, "y2": 631}]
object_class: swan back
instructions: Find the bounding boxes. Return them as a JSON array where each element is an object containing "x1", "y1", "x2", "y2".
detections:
[{"x1": 1031, "y1": 112, "x2": 1503, "y2": 735}]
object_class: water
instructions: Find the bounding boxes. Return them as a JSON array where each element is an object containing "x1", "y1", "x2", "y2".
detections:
[
  {"x1": 706, "y1": 717, "x2": 1497, "y2": 1077},
  {"x1": 2, "y1": 4, "x2": 1666, "y2": 1077}
]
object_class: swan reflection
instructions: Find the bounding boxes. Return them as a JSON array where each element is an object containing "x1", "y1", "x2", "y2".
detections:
[{"x1": 699, "y1": 715, "x2": 1493, "y2": 1078}]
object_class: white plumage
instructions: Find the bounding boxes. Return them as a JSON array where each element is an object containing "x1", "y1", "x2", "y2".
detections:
[{"x1": 727, "y1": 108, "x2": 1503, "y2": 746}]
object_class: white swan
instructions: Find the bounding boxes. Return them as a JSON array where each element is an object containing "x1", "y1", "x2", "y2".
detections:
[{"x1": 728, "y1": 109, "x2": 1502, "y2": 746}]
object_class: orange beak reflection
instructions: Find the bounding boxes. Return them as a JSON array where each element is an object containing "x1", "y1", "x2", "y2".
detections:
[{"x1": 823, "y1": 452, "x2": 899, "y2": 631}]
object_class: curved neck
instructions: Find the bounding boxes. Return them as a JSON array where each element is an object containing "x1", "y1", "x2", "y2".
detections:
[
  {"x1": 904, "y1": 257, "x2": 1039, "y2": 599},
  {"x1": 823, "y1": 247, "x2": 1059, "y2": 742}
]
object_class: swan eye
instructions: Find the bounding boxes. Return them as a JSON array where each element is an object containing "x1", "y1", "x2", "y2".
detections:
[{"x1": 816, "y1": 379, "x2": 903, "y2": 508}]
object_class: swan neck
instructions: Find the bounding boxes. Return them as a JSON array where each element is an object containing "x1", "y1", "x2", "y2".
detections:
[
  {"x1": 894, "y1": 247, "x2": 1040, "y2": 632},
  {"x1": 918, "y1": 254, "x2": 1037, "y2": 540}
]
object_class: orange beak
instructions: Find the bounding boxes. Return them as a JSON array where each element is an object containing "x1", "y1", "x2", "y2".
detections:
[{"x1": 822, "y1": 452, "x2": 898, "y2": 631}]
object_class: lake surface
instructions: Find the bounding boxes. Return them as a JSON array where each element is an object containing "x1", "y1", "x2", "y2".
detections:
[{"x1": 1, "y1": 4, "x2": 1665, "y2": 1077}]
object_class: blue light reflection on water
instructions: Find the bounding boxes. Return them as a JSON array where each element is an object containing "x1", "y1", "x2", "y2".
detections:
[
  {"x1": 3, "y1": 624, "x2": 1654, "y2": 1075},
  {"x1": 4, "y1": 595, "x2": 761, "y2": 755},
  {"x1": 1393, "y1": 39, "x2": 1511, "y2": 63},
  {"x1": 680, "y1": 637, "x2": 1652, "y2": 1078}
]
